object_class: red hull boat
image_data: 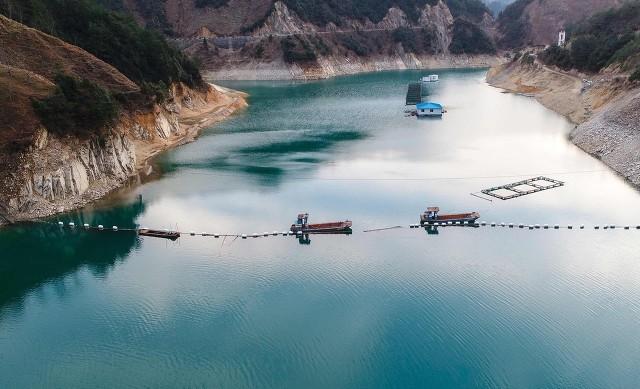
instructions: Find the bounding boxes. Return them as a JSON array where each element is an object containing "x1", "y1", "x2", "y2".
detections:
[
  {"x1": 420, "y1": 207, "x2": 479, "y2": 225},
  {"x1": 290, "y1": 213, "x2": 353, "y2": 234}
]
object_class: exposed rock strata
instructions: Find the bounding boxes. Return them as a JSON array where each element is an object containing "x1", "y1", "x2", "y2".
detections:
[{"x1": 487, "y1": 60, "x2": 640, "y2": 188}]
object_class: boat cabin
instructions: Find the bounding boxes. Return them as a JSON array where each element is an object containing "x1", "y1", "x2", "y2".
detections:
[
  {"x1": 296, "y1": 213, "x2": 309, "y2": 227},
  {"x1": 416, "y1": 102, "x2": 443, "y2": 117},
  {"x1": 424, "y1": 207, "x2": 440, "y2": 221},
  {"x1": 421, "y1": 74, "x2": 439, "y2": 83}
]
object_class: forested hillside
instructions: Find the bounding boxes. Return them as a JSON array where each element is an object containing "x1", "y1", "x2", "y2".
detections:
[
  {"x1": 539, "y1": 2, "x2": 640, "y2": 78},
  {"x1": 496, "y1": 0, "x2": 623, "y2": 48},
  {"x1": 0, "y1": 0, "x2": 203, "y2": 90}
]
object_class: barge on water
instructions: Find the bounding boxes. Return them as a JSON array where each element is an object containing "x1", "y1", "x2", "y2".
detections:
[
  {"x1": 138, "y1": 228, "x2": 181, "y2": 241},
  {"x1": 420, "y1": 207, "x2": 479, "y2": 225},
  {"x1": 290, "y1": 213, "x2": 352, "y2": 234}
]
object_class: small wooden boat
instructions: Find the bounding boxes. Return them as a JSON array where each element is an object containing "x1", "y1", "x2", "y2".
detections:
[
  {"x1": 420, "y1": 207, "x2": 479, "y2": 225},
  {"x1": 138, "y1": 228, "x2": 181, "y2": 241},
  {"x1": 290, "y1": 213, "x2": 352, "y2": 234}
]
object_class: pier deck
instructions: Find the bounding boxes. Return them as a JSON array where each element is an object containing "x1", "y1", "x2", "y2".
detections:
[{"x1": 406, "y1": 82, "x2": 422, "y2": 105}]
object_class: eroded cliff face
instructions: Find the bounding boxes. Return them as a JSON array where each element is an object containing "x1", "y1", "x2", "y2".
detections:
[
  {"x1": 0, "y1": 83, "x2": 247, "y2": 223},
  {"x1": 176, "y1": 1, "x2": 499, "y2": 80},
  {"x1": 487, "y1": 59, "x2": 640, "y2": 189}
]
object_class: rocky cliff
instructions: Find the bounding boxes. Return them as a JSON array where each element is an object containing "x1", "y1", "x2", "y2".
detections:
[
  {"x1": 487, "y1": 58, "x2": 640, "y2": 188},
  {"x1": 0, "y1": 15, "x2": 246, "y2": 224},
  {"x1": 117, "y1": 0, "x2": 500, "y2": 80}
]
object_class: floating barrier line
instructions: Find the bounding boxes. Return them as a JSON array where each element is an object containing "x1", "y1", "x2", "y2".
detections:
[
  {"x1": 180, "y1": 169, "x2": 607, "y2": 182},
  {"x1": 41, "y1": 220, "x2": 640, "y2": 242}
]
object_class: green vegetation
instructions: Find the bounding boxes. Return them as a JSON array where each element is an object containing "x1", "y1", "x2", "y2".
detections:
[
  {"x1": 392, "y1": 27, "x2": 438, "y2": 54},
  {"x1": 449, "y1": 19, "x2": 496, "y2": 54},
  {"x1": 281, "y1": 36, "x2": 317, "y2": 63},
  {"x1": 96, "y1": 0, "x2": 172, "y2": 34},
  {"x1": 630, "y1": 67, "x2": 640, "y2": 82},
  {"x1": 31, "y1": 75, "x2": 118, "y2": 136},
  {"x1": 280, "y1": 0, "x2": 488, "y2": 25},
  {"x1": 0, "y1": 0, "x2": 204, "y2": 91},
  {"x1": 540, "y1": 2, "x2": 640, "y2": 73},
  {"x1": 194, "y1": 0, "x2": 230, "y2": 8},
  {"x1": 446, "y1": 0, "x2": 492, "y2": 21},
  {"x1": 496, "y1": 0, "x2": 533, "y2": 48}
]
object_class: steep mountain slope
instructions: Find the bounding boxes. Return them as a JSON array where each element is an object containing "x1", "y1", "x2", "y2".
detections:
[
  {"x1": 496, "y1": 0, "x2": 623, "y2": 48},
  {"x1": 0, "y1": 13, "x2": 245, "y2": 223},
  {"x1": 112, "y1": 0, "x2": 500, "y2": 79}
]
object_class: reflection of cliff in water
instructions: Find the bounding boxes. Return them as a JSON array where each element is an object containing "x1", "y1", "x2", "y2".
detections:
[{"x1": 0, "y1": 200, "x2": 145, "y2": 313}]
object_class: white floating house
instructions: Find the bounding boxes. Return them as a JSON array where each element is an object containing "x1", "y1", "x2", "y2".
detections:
[{"x1": 416, "y1": 102, "x2": 443, "y2": 117}]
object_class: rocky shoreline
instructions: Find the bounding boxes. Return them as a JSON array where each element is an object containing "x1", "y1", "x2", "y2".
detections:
[
  {"x1": 487, "y1": 60, "x2": 640, "y2": 188},
  {"x1": 205, "y1": 54, "x2": 502, "y2": 81},
  {"x1": 0, "y1": 83, "x2": 247, "y2": 225}
]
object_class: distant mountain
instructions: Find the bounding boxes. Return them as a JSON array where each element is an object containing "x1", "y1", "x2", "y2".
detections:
[
  {"x1": 481, "y1": 0, "x2": 515, "y2": 16},
  {"x1": 496, "y1": 0, "x2": 623, "y2": 48},
  {"x1": 103, "y1": 0, "x2": 497, "y2": 78}
]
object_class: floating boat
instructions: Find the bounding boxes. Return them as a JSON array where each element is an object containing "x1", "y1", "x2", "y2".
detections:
[
  {"x1": 420, "y1": 207, "x2": 480, "y2": 225},
  {"x1": 416, "y1": 102, "x2": 444, "y2": 117},
  {"x1": 421, "y1": 74, "x2": 439, "y2": 92},
  {"x1": 290, "y1": 213, "x2": 353, "y2": 234},
  {"x1": 138, "y1": 228, "x2": 181, "y2": 241}
]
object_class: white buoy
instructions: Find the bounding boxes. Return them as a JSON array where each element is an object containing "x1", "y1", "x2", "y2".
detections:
[
  {"x1": 98, "y1": 225, "x2": 104, "y2": 230},
  {"x1": 409, "y1": 224, "x2": 415, "y2": 228},
  {"x1": 528, "y1": 225, "x2": 534, "y2": 229},
  {"x1": 535, "y1": 224, "x2": 540, "y2": 229},
  {"x1": 491, "y1": 222, "x2": 496, "y2": 227},
  {"x1": 190, "y1": 231, "x2": 195, "y2": 236},
  {"x1": 214, "y1": 233, "x2": 220, "y2": 238},
  {"x1": 480, "y1": 221, "x2": 487, "y2": 226},
  {"x1": 282, "y1": 231, "x2": 288, "y2": 236},
  {"x1": 273, "y1": 231, "x2": 278, "y2": 236},
  {"x1": 519, "y1": 224, "x2": 524, "y2": 228},
  {"x1": 580, "y1": 225, "x2": 585, "y2": 229},
  {"x1": 288, "y1": 230, "x2": 294, "y2": 235},
  {"x1": 604, "y1": 225, "x2": 608, "y2": 230},
  {"x1": 69, "y1": 222, "x2": 75, "y2": 228},
  {"x1": 508, "y1": 223, "x2": 514, "y2": 228},
  {"x1": 263, "y1": 232, "x2": 269, "y2": 237},
  {"x1": 625, "y1": 226, "x2": 630, "y2": 230},
  {"x1": 84, "y1": 223, "x2": 90, "y2": 229},
  {"x1": 568, "y1": 225, "x2": 573, "y2": 229},
  {"x1": 202, "y1": 232, "x2": 208, "y2": 236},
  {"x1": 112, "y1": 226, "x2": 118, "y2": 231},
  {"x1": 252, "y1": 233, "x2": 259, "y2": 238},
  {"x1": 58, "y1": 221, "x2": 64, "y2": 226},
  {"x1": 543, "y1": 224, "x2": 549, "y2": 229},
  {"x1": 610, "y1": 225, "x2": 616, "y2": 229},
  {"x1": 500, "y1": 222, "x2": 505, "y2": 227},
  {"x1": 554, "y1": 224, "x2": 559, "y2": 229},
  {"x1": 594, "y1": 225, "x2": 600, "y2": 229},
  {"x1": 242, "y1": 234, "x2": 247, "y2": 239}
]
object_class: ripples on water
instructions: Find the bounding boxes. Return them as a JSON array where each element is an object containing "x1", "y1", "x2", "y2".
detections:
[{"x1": 2, "y1": 70, "x2": 640, "y2": 388}]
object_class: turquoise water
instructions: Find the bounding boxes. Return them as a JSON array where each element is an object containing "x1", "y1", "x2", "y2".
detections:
[{"x1": 3, "y1": 69, "x2": 640, "y2": 388}]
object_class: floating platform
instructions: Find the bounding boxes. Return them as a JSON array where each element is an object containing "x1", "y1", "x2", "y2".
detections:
[
  {"x1": 406, "y1": 82, "x2": 422, "y2": 105},
  {"x1": 481, "y1": 177, "x2": 564, "y2": 200}
]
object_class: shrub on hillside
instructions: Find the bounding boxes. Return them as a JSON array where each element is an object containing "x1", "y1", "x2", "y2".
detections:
[
  {"x1": 281, "y1": 36, "x2": 317, "y2": 63},
  {"x1": 449, "y1": 19, "x2": 496, "y2": 54},
  {"x1": 32, "y1": 75, "x2": 118, "y2": 136},
  {"x1": 0, "y1": 0, "x2": 204, "y2": 91},
  {"x1": 539, "y1": 45, "x2": 573, "y2": 70},
  {"x1": 496, "y1": 0, "x2": 533, "y2": 49},
  {"x1": 630, "y1": 67, "x2": 640, "y2": 82}
]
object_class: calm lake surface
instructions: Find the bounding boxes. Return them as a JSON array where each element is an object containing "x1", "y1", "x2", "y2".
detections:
[{"x1": 3, "y1": 69, "x2": 640, "y2": 388}]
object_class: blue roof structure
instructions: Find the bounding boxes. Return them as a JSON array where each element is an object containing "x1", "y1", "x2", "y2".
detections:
[{"x1": 416, "y1": 102, "x2": 443, "y2": 110}]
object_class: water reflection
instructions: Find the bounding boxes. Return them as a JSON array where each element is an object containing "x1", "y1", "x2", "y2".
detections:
[{"x1": 0, "y1": 200, "x2": 145, "y2": 313}]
